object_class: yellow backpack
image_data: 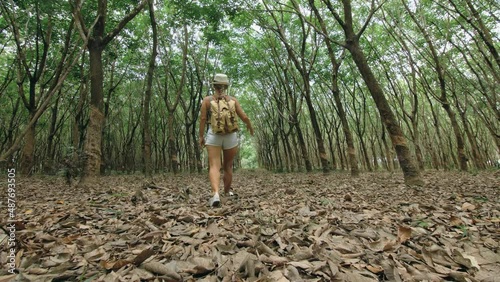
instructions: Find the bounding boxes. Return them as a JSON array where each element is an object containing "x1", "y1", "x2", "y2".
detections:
[{"x1": 208, "y1": 95, "x2": 239, "y2": 134}]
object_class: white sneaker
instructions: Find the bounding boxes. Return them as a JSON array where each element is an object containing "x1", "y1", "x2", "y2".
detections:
[
  {"x1": 224, "y1": 187, "x2": 236, "y2": 197},
  {"x1": 208, "y1": 193, "x2": 220, "y2": 207}
]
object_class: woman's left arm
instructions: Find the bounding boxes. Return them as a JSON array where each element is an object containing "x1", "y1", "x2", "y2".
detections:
[{"x1": 234, "y1": 98, "x2": 254, "y2": 136}]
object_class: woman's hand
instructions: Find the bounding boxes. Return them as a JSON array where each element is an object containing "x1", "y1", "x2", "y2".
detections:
[{"x1": 247, "y1": 125, "x2": 254, "y2": 136}]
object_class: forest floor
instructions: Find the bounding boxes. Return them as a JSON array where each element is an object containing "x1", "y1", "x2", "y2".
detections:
[{"x1": 0, "y1": 169, "x2": 499, "y2": 282}]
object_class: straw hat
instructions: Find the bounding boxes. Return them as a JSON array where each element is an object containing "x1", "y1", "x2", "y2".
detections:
[{"x1": 212, "y1": 73, "x2": 230, "y2": 85}]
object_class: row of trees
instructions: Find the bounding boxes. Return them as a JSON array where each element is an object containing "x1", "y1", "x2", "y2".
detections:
[
  {"x1": 0, "y1": 0, "x2": 498, "y2": 184},
  {"x1": 250, "y1": 0, "x2": 498, "y2": 178}
]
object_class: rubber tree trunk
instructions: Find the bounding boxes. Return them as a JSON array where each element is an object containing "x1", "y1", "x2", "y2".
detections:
[
  {"x1": 324, "y1": 0, "x2": 422, "y2": 184},
  {"x1": 83, "y1": 40, "x2": 105, "y2": 177},
  {"x1": 345, "y1": 39, "x2": 422, "y2": 184},
  {"x1": 73, "y1": 0, "x2": 147, "y2": 178},
  {"x1": 142, "y1": 0, "x2": 157, "y2": 177},
  {"x1": 19, "y1": 79, "x2": 38, "y2": 176},
  {"x1": 293, "y1": 122, "x2": 311, "y2": 172},
  {"x1": 20, "y1": 114, "x2": 36, "y2": 175}
]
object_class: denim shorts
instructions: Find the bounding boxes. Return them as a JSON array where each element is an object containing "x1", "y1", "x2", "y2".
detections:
[{"x1": 205, "y1": 127, "x2": 239, "y2": 150}]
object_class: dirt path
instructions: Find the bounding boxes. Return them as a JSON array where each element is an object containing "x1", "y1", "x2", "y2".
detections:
[{"x1": 1, "y1": 170, "x2": 499, "y2": 281}]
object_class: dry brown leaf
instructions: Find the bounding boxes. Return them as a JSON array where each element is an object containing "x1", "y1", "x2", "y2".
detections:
[
  {"x1": 131, "y1": 248, "x2": 156, "y2": 265},
  {"x1": 290, "y1": 248, "x2": 314, "y2": 261},
  {"x1": 336, "y1": 269, "x2": 378, "y2": 282},
  {"x1": 100, "y1": 259, "x2": 131, "y2": 271},
  {"x1": 366, "y1": 264, "x2": 384, "y2": 274},
  {"x1": 83, "y1": 247, "x2": 108, "y2": 262},
  {"x1": 36, "y1": 233, "x2": 58, "y2": 242},
  {"x1": 259, "y1": 254, "x2": 289, "y2": 266},
  {"x1": 0, "y1": 275, "x2": 16, "y2": 282},
  {"x1": 142, "y1": 261, "x2": 181, "y2": 280},
  {"x1": 449, "y1": 215, "x2": 464, "y2": 226},
  {"x1": 452, "y1": 249, "x2": 481, "y2": 271},
  {"x1": 288, "y1": 260, "x2": 313, "y2": 270},
  {"x1": 129, "y1": 268, "x2": 155, "y2": 280},
  {"x1": 26, "y1": 267, "x2": 49, "y2": 274},
  {"x1": 461, "y1": 202, "x2": 476, "y2": 211},
  {"x1": 397, "y1": 225, "x2": 412, "y2": 243},
  {"x1": 61, "y1": 234, "x2": 80, "y2": 244},
  {"x1": 185, "y1": 257, "x2": 215, "y2": 274},
  {"x1": 284, "y1": 265, "x2": 301, "y2": 281},
  {"x1": 351, "y1": 229, "x2": 379, "y2": 240},
  {"x1": 267, "y1": 270, "x2": 290, "y2": 281}
]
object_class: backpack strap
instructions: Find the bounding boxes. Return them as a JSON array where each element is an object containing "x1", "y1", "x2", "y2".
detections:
[
  {"x1": 208, "y1": 95, "x2": 223, "y2": 127},
  {"x1": 225, "y1": 96, "x2": 237, "y2": 123}
]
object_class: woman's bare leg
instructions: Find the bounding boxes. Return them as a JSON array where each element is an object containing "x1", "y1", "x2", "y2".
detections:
[
  {"x1": 207, "y1": 145, "x2": 222, "y2": 195},
  {"x1": 222, "y1": 146, "x2": 238, "y2": 193}
]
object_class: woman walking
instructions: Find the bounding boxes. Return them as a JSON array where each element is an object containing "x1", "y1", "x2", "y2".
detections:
[{"x1": 198, "y1": 73, "x2": 254, "y2": 207}]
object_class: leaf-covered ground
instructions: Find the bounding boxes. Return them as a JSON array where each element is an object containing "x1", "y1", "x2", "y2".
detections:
[{"x1": 1, "y1": 170, "x2": 499, "y2": 282}]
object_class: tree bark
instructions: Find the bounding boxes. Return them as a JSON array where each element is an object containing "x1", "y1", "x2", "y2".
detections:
[
  {"x1": 295, "y1": 121, "x2": 312, "y2": 172},
  {"x1": 381, "y1": 127, "x2": 394, "y2": 172},
  {"x1": 143, "y1": 0, "x2": 157, "y2": 177},
  {"x1": 72, "y1": 55, "x2": 88, "y2": 162},
  {"x1": 43, "y1": 96, "x2": 60, "y2": 174},
  {"x1": 83, "y1": 37, "x2": 105, "y2": 177},
  {"x1": 20, "y1": 115, "x2": 36, "y2": 176}
]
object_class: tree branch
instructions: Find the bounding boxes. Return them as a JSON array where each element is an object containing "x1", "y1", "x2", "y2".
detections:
[
  {"x1": 322, "y1": 0, "x2": 346, "y2": 30},
  {"x1": 356, "y1": 0, "x2": 387, "y2": 39},
  {"x1": 102, "y1": 0, "x2": 148, "y2": 46},
  {"x1": 70, "y1": 0, "x2": 89, "y2": 41}
]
